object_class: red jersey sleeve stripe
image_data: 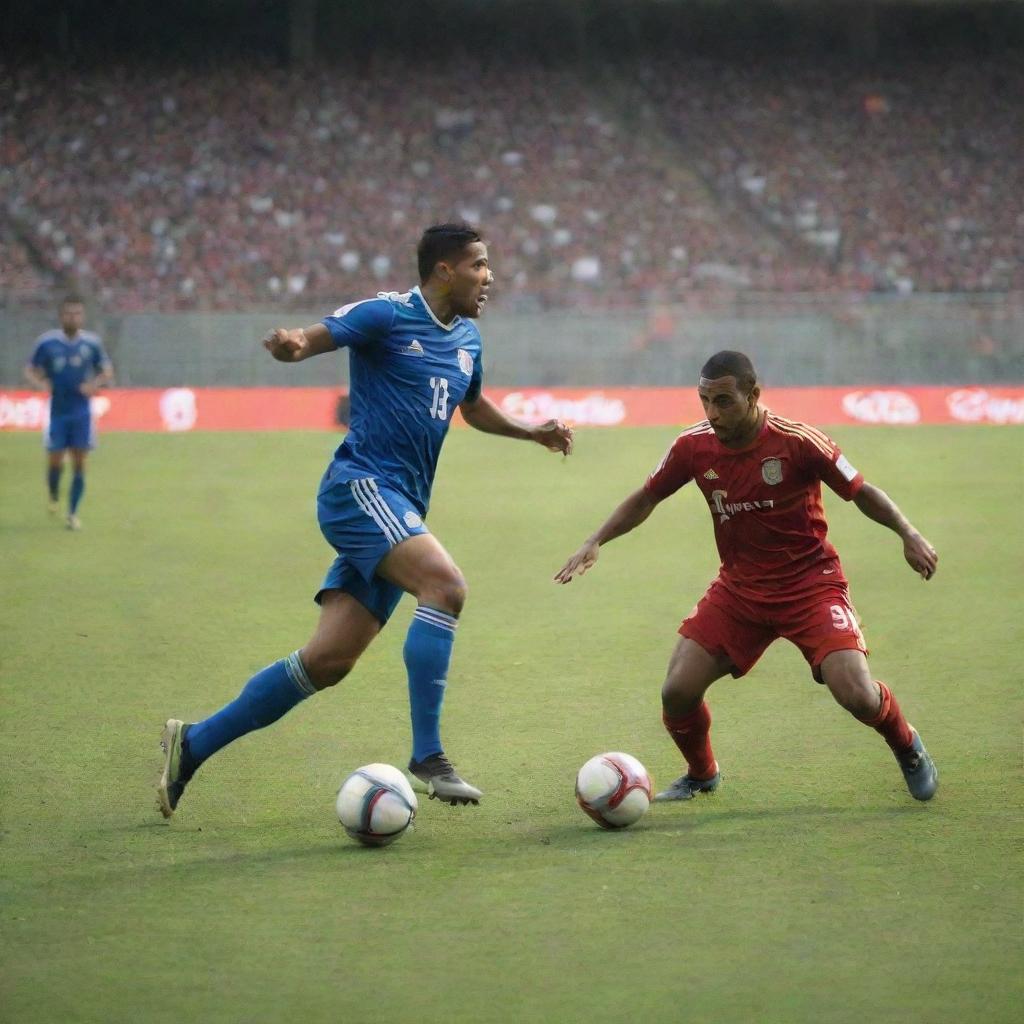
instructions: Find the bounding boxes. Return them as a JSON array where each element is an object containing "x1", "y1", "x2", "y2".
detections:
[
  {"x1": 769, "y1": 418, "x2": 835, "y2": 459},
  {"x1": 769, "y1": 413, "x2": 834, "y2": 449},
  {"x1": 769, "y1": 411, "x2": 833, "y2": 441},
  {"x1": 772, "y1": 423, "x2": 835, "y2": 459}
]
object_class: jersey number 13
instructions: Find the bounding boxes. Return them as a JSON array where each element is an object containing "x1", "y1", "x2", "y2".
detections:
[{"x1": 429, "y1": 377, "x2": 450, "y2": 420}]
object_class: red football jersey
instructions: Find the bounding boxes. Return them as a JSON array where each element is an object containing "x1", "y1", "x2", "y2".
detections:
[{"x1": 644, "y1": 411, "x2": 865, "y2": 600}]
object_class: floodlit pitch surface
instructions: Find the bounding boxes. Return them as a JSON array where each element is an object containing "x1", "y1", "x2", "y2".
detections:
[{"x1": 1, "y1": 426, "x2": 1020, "y2": 1024}]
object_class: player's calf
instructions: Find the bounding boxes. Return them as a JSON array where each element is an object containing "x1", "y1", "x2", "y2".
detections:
[{"x1": 841, "y1": 676, "x2": 937, "y2": 801}]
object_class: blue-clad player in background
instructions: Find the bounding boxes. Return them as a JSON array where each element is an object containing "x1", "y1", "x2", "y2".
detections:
[
  {"x1": 159, "y1": 224, "x2": 574, "y2": 815},
  {"x1": 23, "y1": 296, "x2": 114, "y2": 531}
]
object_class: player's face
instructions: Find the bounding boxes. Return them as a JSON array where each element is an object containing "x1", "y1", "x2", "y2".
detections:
[
  {"x1": 60, "y1": 303, "x2": 85, "y2": 335},
  {"x1": 445, "y1": 242, "x2": 493, "y2": 318},
  {"x1": 698, "y1": 375, "x2": 760, "y2": 445}
]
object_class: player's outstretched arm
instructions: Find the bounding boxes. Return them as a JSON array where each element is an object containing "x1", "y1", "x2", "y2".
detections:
[
  {"x1": 263, "y1": 323, "x2": 336, "y2": 363},
  {"x1": 554, "y1": 487, "x2": 661, "y2": 584},
  {"x1": 460, "y1": 394, "x2": 574, "y2": 455},
  {"x1": 854, "y1": 482, "x2": 938, "y2": 580}
]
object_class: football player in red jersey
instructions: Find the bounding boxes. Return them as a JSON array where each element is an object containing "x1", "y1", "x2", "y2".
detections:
[{"x1": 555, "y1": 350, "x2": 939, "y2": 802}]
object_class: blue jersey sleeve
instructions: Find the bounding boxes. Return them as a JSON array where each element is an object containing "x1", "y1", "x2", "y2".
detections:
[
  {"x1": 29, "y1": 340, "x2": 49, "y2": 371},
  {"x1": 465, "y1": 349, "x2": 483, "y2": 403},
  {"x1": 322, "y1": 298, "x2": 395, "y2": 349},
  {"x1": 89, "y1": 339, "x2": 110, "y2": 371}
]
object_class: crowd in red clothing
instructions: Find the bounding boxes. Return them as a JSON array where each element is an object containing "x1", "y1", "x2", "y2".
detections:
[
  {"x1": 2, "y1": 56, "x2": 1019, "y2": 311},
  {"x1": 640, "y1": 57, "x2": 1024, "y2": 295}
]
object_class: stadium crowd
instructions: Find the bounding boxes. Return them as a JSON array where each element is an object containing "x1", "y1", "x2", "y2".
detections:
[
  {"x1": 2, "y1": 56, "x2": 1020, "y2": 311},
  {"x1": 640, "y1": 57, "x2": 1024, "y2": 296}
]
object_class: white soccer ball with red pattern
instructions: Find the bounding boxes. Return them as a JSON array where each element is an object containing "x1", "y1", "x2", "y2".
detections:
[
  {"x1": 336, "y1": 763, "x2": 417, "y2": 847},
  {"x1": 575, "y1": 752, "x2": 653, "y2": 829}
]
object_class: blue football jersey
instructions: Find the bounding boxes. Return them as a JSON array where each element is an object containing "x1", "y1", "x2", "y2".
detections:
[
  {"x1": 29, "y1": 331, "x2": 109, "y2": 416},
  {"x1": 321, "y1": 287, "x2": 483, "y2": 515}
]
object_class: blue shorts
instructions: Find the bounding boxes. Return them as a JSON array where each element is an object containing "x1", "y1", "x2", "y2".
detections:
[
  {"x1": 316, "y1": 472, "x2": 430, "y2": 625},
  {"x1": 45, "y1": 409, "x2": 94, "y2": 452}
]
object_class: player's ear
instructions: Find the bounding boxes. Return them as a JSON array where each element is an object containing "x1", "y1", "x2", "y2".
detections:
[{"x1": 749, "y1": 385, "x2": 761, "y2": 406}]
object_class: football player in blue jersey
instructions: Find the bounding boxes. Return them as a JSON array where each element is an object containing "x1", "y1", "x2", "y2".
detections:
[
  {"x1": 159, "y1": 223, "x2": 574, "y2": 815},
  {"x1": 23, "y1": 297, "x2": 114, "y2": 530}
]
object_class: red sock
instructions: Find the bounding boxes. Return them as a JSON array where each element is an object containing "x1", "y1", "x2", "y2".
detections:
[
  {"x1": 662, "y1": 702, "x2": 718, "y2": 780},
  {"x1": 861, "y1": 681, "x2": 914, "y2": 754}
]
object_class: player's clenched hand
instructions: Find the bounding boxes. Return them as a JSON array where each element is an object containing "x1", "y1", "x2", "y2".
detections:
[
  {"x1": 532, "y1": 419, "x2": 574, "y2": 456},
  {"x1": 903, "y1": 531, "x2": 938, "y2": 580},
  {"x1": 553, "y1": 541, "x2": 599, "y2": 584},
  {"x1": 263, "y1": 327, "x2": 306, "y2": 362}
]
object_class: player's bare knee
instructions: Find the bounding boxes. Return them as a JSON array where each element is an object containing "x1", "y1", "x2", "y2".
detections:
[
  {"x1": 826, "y1": 673, "x2": 879, "y2": 718},
  {"x1": 661, "y1": 676, "x2": 704, "y2": 716},
  {"x1": 420, "y1": 572, "x2": 467, "y2": 615},
  {"x1": 300, "y1": 650, "x2": 357, "y2": 690}
]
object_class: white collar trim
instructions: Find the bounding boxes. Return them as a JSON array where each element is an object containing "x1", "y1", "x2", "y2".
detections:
[{"x1": 412, "y1": 285, "x2": 458, "y2": 332}]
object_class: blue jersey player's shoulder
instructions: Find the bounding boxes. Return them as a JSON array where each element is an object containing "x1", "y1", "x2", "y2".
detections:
[
  {"x1": 321, "y1": 291, "x2": 416, "y2": 349},
  {"x1": 28, "y1": 330, "x2": 62, "y2": 367},
  {"x1": 78, "y1": 331, "x2": 108, "y2": 364}
]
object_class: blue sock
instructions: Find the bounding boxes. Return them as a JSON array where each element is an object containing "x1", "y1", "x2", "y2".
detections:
[
  {"x1": 185, "y1": 651, "x2": 316, "y2": 766},
  {"x1": 47, "y1": 466, "x2": 62, "y2": 500},
  {"x1": 69, "y1": 472, "x2": 85, "y2": 514},
  {"x1": 404, "y1": 606, "x2": 457, "y2": 763}
]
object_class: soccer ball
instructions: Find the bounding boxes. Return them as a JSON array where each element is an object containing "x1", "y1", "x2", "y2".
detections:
[
  {"x1": 575, "y1": 752, "x2": 653, "y2": 830},
  {"x1": 336, "y1": 763, "x2": 418, "y2": 847}
]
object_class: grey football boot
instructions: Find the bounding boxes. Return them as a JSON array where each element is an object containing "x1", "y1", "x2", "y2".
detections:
[
  {"x1": 653, "y1": 768, "x2": 721, "y2": 802},
  {"x1": 407, "y1": 752, "x2": 482, "y2": 806},
  {"x1": 157, "y1": 718, "x2": 198, "y2": 818},
  {"x1": 894, "y1": 729, "x2": 938, "y2": 801}
]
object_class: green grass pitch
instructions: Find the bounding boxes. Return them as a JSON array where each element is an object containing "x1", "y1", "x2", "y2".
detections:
[{"x1": 1, "y1": 425, "x2": 1021, "y2": 1024}]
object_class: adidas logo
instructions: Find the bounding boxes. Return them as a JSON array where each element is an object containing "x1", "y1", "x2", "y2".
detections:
[
  {"x1": 703, "y1": 468, "x2": 719, "y2": 480},
  {"x1": 402, "y1": 339, "x2": 424, "y2": 356}
]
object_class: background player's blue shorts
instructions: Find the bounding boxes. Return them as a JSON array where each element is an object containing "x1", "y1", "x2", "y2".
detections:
[
  {"x1": 45, "y1": 409, "x2": 94, "y2": 451},
  {"x1": 315, "y1": 472, "x2": 430, "y2": 625}
]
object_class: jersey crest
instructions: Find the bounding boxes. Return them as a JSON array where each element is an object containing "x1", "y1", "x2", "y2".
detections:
[{"x1": 761, "y1": 457, "x2": 784, "y2": 485}]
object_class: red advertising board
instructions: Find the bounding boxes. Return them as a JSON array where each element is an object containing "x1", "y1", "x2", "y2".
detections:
[{"x1": 2, "y1": 386, "x2": 1023, "y2": 433}]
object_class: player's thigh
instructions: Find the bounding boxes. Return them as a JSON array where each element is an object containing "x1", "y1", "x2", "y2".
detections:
[
  {"x1": 70, "y1": 449, "x2": 89, "y2": 470},
  {"x1": 779, "y1": 586, "x2": 868, "y2": 682},
  {"x1": 45, "y1": 414, "x2": 70, "y2": 453},
  {"x1": 318, "y1": 476, "x2": 439, "y2": 595},
  {"x1": 662, "y1": 636, "x2": 735, "y2": 713},
  {"x1": 67, "y1": 411, "x2": 94, "y2": 455},
  {"x1": 300, "y1": 589, "x2": 382, "y2": 689},
  {"x1": 677, "y1": 580, "x2": 774, "y2": 683},
  {"x1": 376, "y1": 533, "x2": 466, "y2": 611}
]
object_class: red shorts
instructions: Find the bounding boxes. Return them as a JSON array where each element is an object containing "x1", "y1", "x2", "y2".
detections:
[{"x1": 679, "y1": 576, "x2": 868, "y2": 681}]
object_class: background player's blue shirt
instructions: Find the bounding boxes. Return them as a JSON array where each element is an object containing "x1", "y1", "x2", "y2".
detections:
[
  {"x1": 321, "y1": 286, "x2": 484, "y2": 516},
  {"x1": 29, "y1": 331, "x2": 109, "y2": 417}
]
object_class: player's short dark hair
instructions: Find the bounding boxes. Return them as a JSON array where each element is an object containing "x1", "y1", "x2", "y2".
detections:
[
  {"x1": 700, "y1": 350, "x2": 758, "y2": 394},
  {"x1": 61, "y1": 295, "x2": 84, "y2": 307},
  {"x1": 417, "y1": 223, "x2": 483, "y2": 283}
]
